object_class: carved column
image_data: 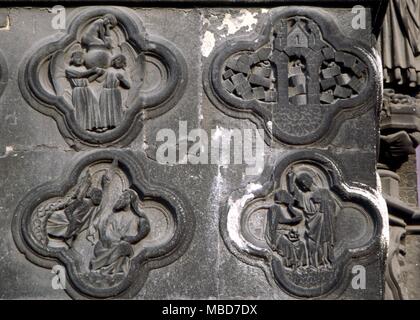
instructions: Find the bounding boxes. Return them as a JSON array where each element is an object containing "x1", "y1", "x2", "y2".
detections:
[{"x1": 377, "y1": 0, "x2": 420, "y2": 300}]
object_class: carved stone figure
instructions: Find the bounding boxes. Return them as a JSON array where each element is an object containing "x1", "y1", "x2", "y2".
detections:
[
  {"x1": 60, "y1": 15, "x2": 131, "y2": 133},
  {"x1": 378, "y1": 1, "x2": 420, "y2": 299},
  {"x1": 222, "y1": 153, "x2": 383, "y2": 298},
  {"x1": 379, "y1": 0, "x2": 420, "y2": 90},
  {"x1": 267, "y1": 167, "x2": 336, "y2": 273},
  {"x1": 20, "y1": 7, "x2": 186, "y2": 148},
  {"x1": 288, "y1": 170, "x2": 336, "y2": 268},
  {"x1": 266, "y1": 190, "x2": 306, "y2": 269},
  {"x1": 97, "y1": 54, "x2": 131, "y2": 131},
  {"x1": 81, "y1": 13, "x2": 117, "y2": 52},
  {"x1": 385, "y1": 226, "x2": 408, "y2": 300},
  {"x1": 90, "y1": 190, "x2": 150, "y2": 275},
  {"x1": 13, "y1": 152, "x2": 193, "y2": 299},
  {"x1": 46, "y1": 172, "x2": 103, "y2": 244},
  {"x1": 205, "y1": 8, "x2": 377, "y2": 145},
  {"x1": 65, "y1": 51, "x2": 103, "y2": 131}
]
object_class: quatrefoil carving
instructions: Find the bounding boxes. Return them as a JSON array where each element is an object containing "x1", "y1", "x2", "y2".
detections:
[
  {"x1": 205, "y1": 7, "x2": 379, "y2": 145},
  {"x1": 221, "y1": 152, "x2": 384, "y2": 298},
  {"x1": 20, "y1": 7, "x2": 187, "y2": 149},
  {"x1": 13, "y1": 151, "x2": 194, "y2": 299}
]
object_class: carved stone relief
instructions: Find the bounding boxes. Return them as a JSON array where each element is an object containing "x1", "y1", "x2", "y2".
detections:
[
  {"x1": 385, "y1": 225, "x2": 408, "y2": 300},
  {"x1": 19, "y1": 7, "x2": 187, "y2": 149},
  {"x1": 0, "y1": 3, "x2": 388, "y2": 300},
  {"x1": 398, "y1": 154, "x2": 419, "y2": 208},
  {"x1": 379, "y1": 0, "x2": 420, "y2": 90},
  {"x1": 12, "y1": 151, "x2": 194, "y2": 299},
  {"x1": 204, "y1": 7, "x2": 378, "y2": 145},
  {"x1": 0, "y1": 49, "x2": 8, "y2": 99},
  {"x1": 221, "y1": 152, "x2": 383, "y2": 298}
]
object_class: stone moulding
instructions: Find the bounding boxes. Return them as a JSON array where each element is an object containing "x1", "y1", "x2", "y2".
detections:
[
  {"x1": 220, "y1": 151, "x2": 386, "y2": 298},
  {"x1": 19, "y1": 6, "x2": 187, "y2": 149},
  {"x1": 0, "y1": 49, "x2": 8, "y2": 99},
  {"x1": 12, "y1": 150, "x2": 194, "y2": 299},
  {"x1": 204, "y1": 7, "x2": 381, "y2": 146}
]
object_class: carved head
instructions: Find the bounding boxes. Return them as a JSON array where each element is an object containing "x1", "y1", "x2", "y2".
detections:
[
  {"x1": 295, "y1": 172, "x2": 314, "y2": 191},
  {"x1": 112, "y1": 54, "x2": 127, "y2": 69},
  {"x1": 87, "y1": 187, "x2": 103, "y2": 206},
  {"x1": 69, "y1": 51, "x2": 84, "y2": 67},
  {"x1": 103, "y1": 14, "x2": 117, "y2": 28}
]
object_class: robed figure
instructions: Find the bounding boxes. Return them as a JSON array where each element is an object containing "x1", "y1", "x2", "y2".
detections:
[{"x1": 379, "y1": 0, "x2": 420, "y2": 89}]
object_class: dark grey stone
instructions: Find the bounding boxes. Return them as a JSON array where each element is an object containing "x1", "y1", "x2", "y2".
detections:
[{"x1": 0, "y1": 1, "x2": 390, "y2": 300}]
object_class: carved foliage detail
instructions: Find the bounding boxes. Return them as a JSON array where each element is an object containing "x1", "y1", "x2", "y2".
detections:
[
  {"x1": 206, "y1": 8, "x2": 376, "y2": 145},
  {"x1": 13, "y1": 152, "x2": 192, "y2": 299},
  {"x1": 221, "y1": 153, "x2": 382, "y2": 298},
  {"x1": 20, "y1": 7, "x2": 186, "y2": 148}
]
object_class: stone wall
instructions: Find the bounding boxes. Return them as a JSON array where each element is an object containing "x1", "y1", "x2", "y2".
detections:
[{"x1": 0, "y1": 1, "x2": 389, "y2": 299}]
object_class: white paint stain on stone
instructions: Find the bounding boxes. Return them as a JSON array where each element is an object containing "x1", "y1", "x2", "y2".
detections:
[
  {"x1": 218, "y1": 9, "x2": 258, "y2": 36},
  {"x1": 246, "y1": 183, "x2": 262, "y2": 193},
  {"x1": 227, "y1": 193, "x2": 255, "y2": 251},
  {"x1": 202, "y1": 31, "x2": 215, "y2": 57},
  {"x1": 0, "y1": 15, "x2": 11, "y2": 31},
  {"x1": 0, "y1": 145, "x2": 14, "y2": 158}
]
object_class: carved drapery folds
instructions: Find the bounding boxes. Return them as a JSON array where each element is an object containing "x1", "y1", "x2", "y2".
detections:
[
  {"x1": 205, "y1": 8, "x2": 378, "y2": 145},
  {"x1": 221, "y1": 153, "x2": 383, "y2": 298},
  {"x1": 12, "y1": 151, "x2": 194, "y2": 299},
  {"x1": 379, "y1": 0, "x2": 420, "y2": 89},
  {"x1": 19, "y1": 7, "x2": 187, "y2": 149}
]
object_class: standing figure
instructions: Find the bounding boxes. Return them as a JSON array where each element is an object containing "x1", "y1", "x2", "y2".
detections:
[
  {"x1": 309, "y1": 188, "x2": 336, "y2": 268},
  {"x1": 90, "y1": 189, "x2": 150, "y2": 275},
  {"x1": 66, "y1": 51, "x2": 103, "y2": 131},
  {"x1": 288, "y1": 170, "x2": 336, "y2": 268},
  {"x1": 97, "y1": 54, "x2": 131, "y2": 131},
  {"x1": 379, "y1": 0, "x2": 420, "y2": 90},
  {"x1": 266, "y1": 190, "x2": 307, "y2": 269}
]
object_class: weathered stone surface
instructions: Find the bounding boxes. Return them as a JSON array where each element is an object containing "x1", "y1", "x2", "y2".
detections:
[
  {"x1": 0, "y1": 1, "x2": 389, "y2": 299},
  {"x1": 377, "y1": 0, "x2": 420, "y2": 300}
]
